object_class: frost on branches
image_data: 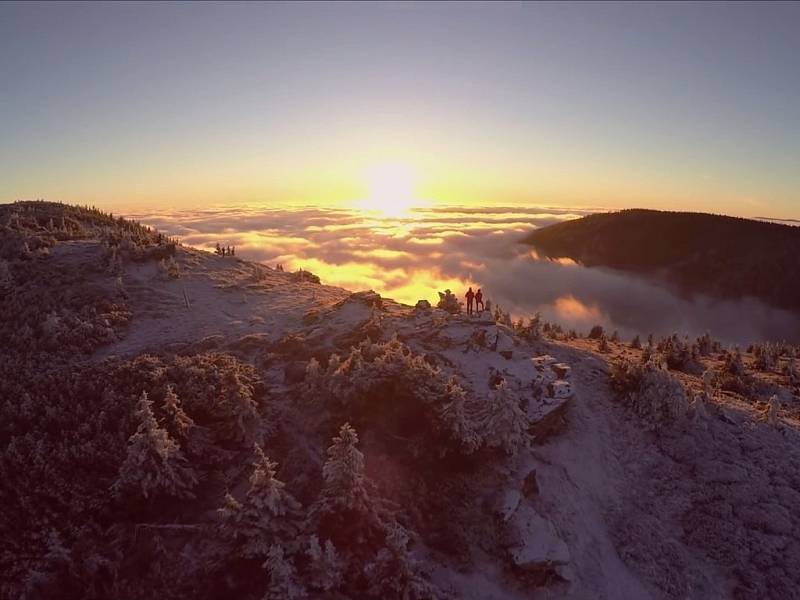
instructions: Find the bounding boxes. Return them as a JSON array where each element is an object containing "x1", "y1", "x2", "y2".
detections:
[
  {"x1": 263, "y1": 544, "x2": 306, "y2": 600},
  {"x1": 112, "y1": 391, "x2": 198, "y2": 501},
  {"x1": 305, "y1": 535, "x2": 344, "y2": 592},
  {"x1": 474, "y1": 379, "x2": 530, "y2": 455},
  {"x1": 610, "y1": 357, "x2": 689, "y2": 429},
  {"x1": 364, "y1": 521, "x2": 439, "y2": 600},
  {"x1": 315, "y1": 423, "x2": 371, "y2": 516},
  {"x1": 307, "y1": 338, "x2": 530, "y2": 457},
  {"x1": 218, "y1": 444, "x2": 302, "y2": 559},
  {"x1": 436, "y1": 289, "x2": 461, "y2": 314}
]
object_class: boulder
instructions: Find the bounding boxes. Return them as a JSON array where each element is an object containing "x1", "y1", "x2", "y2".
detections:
[
  {"x1": 349, "y1": 290, "x2": 382, "y2": 308},
  {"x1": 529, "y1": 396, "x2": 570, "y2": 444},
  {"x1": 491, "y1": 489, "x2": 522, "y2": 522},
  {"x1": 548, "y1": 380, "x2": 573, "y2": 399},
  {"x1": 522, "y1": 469, "x2": 540, "y2": 498},
  {"x1": 532, "y1": 355, "x2": 557, "y2": 370},
  {"x1": 509, "y1": 504, "x2": 570, "y2": 572},
  {"x1": 552, "y1": 363, "x2": 571, "y2": 379},
  {"x1": 495, "y1": 330, "x2": 515, "y2": 359}
]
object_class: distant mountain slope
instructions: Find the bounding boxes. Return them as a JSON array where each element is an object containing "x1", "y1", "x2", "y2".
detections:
[{"x1": 523, "y1": 209, "x2": 800, "y2": 310}]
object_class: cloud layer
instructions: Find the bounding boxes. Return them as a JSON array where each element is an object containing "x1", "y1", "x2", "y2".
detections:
[{"x1": 130, "y1": 204, "x2": 800, "y2": 344}]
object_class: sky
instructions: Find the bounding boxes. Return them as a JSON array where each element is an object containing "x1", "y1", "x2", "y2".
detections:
[{"x1": 1, "y1": 1, "x2": 799, "y2": 218}]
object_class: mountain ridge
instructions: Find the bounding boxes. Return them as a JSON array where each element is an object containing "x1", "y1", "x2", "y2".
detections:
[{"x1": 523, "y1": 208, "x2": 800, "y2": 310}]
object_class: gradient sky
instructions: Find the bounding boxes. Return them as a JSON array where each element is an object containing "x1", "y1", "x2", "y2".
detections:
[{"x1": 1, "y1": 1, "x2": 799, "y2": 217}]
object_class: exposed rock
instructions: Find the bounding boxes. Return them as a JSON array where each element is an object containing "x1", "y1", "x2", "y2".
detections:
[
  {"x1": 552, "y1": 363, "x2": 571, "y2": 380},
  {"x1": 532, "y1": 355, "x2": 558, "y2": 370},
  {"x1": 508, "y1": 504, "x2": 571, "y2": 573},
  {"x1": 494, "y1": 329, "x2": 515, "y2": 359},
  {"x1": 492, "y1": 489, "x2": 522, "y2": 522},
  {"x1": 348, "y1": 289, "x2": 382, "y2": 308},
  {"x1": 529, "y1": 396, "x2": 570, "y2": 444},
  {"x1": 522, "y1": 469, "x2": 539, "y2": 498},
  {"x1": 548, "y1": 380, "x2": 572, "y2": 399}
]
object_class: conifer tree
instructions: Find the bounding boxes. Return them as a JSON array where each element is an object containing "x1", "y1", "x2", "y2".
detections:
[
  {"x1": 112, "y1": 391, "x2": 197, "y2": 501},
  {"x1": 305, "y1": 535, "x2": 344, "y2": 592},
  {"x1": 218, "y1": 445, "x2": 302, "y2": 558},
  {"x1": 263, "y1": 544, "x2": 306, "y2": 600}
]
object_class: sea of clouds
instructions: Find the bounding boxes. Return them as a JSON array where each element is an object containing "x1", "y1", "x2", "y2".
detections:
[{"x1": 130, "y1": 204, "x2": 800, "y2": 344}]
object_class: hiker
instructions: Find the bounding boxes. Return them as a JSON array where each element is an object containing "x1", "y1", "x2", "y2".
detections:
[
  {"x1": 475, "y1": 288, "x2": 484, "y2": 313},
  {"x1": 465, "y1": 287, "x2": 475, "y2": 316}
]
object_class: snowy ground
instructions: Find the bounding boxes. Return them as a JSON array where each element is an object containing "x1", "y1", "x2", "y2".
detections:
[{"x1": 51, "y1": 239, "x2": 800, "y2": 599}]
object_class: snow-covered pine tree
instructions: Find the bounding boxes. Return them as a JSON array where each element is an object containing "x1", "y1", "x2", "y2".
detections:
[
  {"x1": 319, "y1": 423, "x2": 369, "y2": 514},
  {"x1": 364, "y1": 521, "x2": 437, "y2": 599},
  {"x1": 436, "y1": 377, "x2": 483, "y2": 455},
  {"x1": 161, "y1": 385, "x2": 194, "y2": 441},
  {"x1": 112, "y1": 391, "x2": 198, "y2": 501},
  {"x1": 305, "y1": 535, "x2": 344, "y2": 592},
  {"x1": 263, "y1": 544, "x2": 306, "y2": 600},
  {"x1": 310, "y1": 423, "x2": 388, "y2": 565},
  {"x1": 218, "y1": 444, "x2": 302, "y2": 559},
  {"x1": 478, "y1": 379, "x2": 530, "y2": 454}
]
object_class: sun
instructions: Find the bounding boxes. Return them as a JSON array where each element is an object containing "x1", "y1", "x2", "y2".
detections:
[{"x1": 356, "y1": 163, "x2": 417, "y2": 217}]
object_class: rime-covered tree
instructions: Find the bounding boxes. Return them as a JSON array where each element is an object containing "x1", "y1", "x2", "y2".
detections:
[
  {"x1": 112, "y1": 391, "x2": 197, "y2": 501},
  {"x1": 318, "y1": 423, "x2": 369, "y2": 514},
  {"x1": 263, "y1": 544, "x2": 306, "y2": 600},
  {"x1": 305, "y1": 535, "x2": 344, "y2": 593},
  {"x1": 218, "y1": 445, "x2": 302, "y2": 559},
  {"x1": 161, "y1": 385, "x2": 194, "y2": 441},
  {"x1": 479, "y1": 380, "x2": 531, "y2": 454},
  {"x1": 364, "y1": 521, "x2": 437, "y2": 599},
  {"x1": 436, "y1": 377, "x2": 483, "y2": 455},
  {"x1": 310, "y1": 423, "x2": 387, "y2": 564}
]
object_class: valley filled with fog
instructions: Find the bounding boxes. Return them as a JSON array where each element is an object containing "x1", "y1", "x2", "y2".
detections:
[{"x1": 134, "y1": 204, "x2": 800, "y2": 344}]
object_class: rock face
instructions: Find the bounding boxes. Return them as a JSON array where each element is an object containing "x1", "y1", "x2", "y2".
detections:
[
  {"x1": 548, "y1": 380, "x2": 572, "y2": 399},
  {"x1": 494, "y1": 329, "x2": 515, "y2": 359},
  {"x1": 528, "y1": 354, "x2": 573, "y2": 443},
  {"x1": 508, "y1": 503, "x2": 571, "y2": 576},
  {"x1": 522, "y1": 469, "x2": 539, "y2": 498},
  {"x1": 348, "y1": 289, "x2": 382, "y2": 308}
]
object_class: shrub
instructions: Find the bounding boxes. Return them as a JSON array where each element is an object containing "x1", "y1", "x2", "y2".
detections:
[
  {"x1": 610, "y1": 357, "x2": 689, "y2": 429},
  {"x1": 308, "y1": 338, "x2": 530, "y2": 457},
  {"x1": 588, "y1": 325, "x2": 605, "y2": 339},
  {"x1": 752, "y1": 342, "x2": 780, "y2": 372},
  {"x1": 436, "y1": 289, "x2": 460, "y2": 314}
]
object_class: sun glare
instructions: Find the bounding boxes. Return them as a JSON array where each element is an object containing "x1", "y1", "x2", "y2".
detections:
[{"x1": 356, "y1": 163, "x2": 417, "y2": 217}]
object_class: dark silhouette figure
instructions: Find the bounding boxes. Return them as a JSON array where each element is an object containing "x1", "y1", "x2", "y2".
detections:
[
  {"x1": 231, "y1": 246, "x2": 235, "y2": 256},
  {"x1": 475, "y1": 288, "x2": 484, "y2": 313},
  {"x1": 465, "y1": 287, "x2": 475, "y2": 316},
  {"x1": 215, "y1": 242, "x2": 222, "y2": 255}
]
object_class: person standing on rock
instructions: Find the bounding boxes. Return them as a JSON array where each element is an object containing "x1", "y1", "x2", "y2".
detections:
[
  {"x1": 475, "y1": 288, "x2": 484, "y2": 313},
  {"x1": 465, "y1": 287, "x2": 475, "y2": 316}
]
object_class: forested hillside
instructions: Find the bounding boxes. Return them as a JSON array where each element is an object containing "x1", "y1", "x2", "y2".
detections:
[{"x1": 524, "y1": 209, "x2": 800, "y2": 310}]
